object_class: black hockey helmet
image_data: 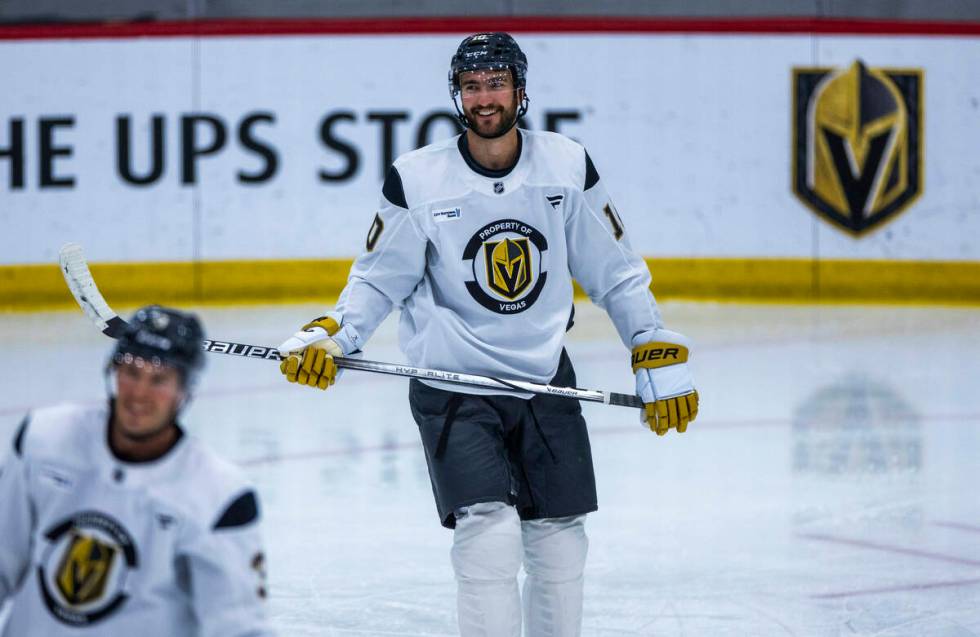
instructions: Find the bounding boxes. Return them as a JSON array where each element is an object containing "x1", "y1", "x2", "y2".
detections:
[
  {"x1": 449, "y1": 32, "x2": 528, "y2": 91},
  {"x1": 449, "y1": 32, "x2": 530, "y2": 134},
  {"x1": 111, "y1": 305, "x2": 205, "y2": 388}
]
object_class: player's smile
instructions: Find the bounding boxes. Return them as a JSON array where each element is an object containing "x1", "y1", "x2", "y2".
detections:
[
  {"x1": 467, "y1": 99, "x2": 516, "y2": 137},
  {"x1": 472, "y1": 106, "x2": 502, "y2": 126}
]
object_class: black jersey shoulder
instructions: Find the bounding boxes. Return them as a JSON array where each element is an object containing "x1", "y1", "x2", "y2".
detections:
[
  {"x1": 382, "y1": 166, "x2": 408, "y2": 209},
  {"x1": 13, "y1": 414, "x2": 30, "y2": 457},
  {"x1": 213, "y1": 489, "x2": 260, "y2": 530},
  {"x1": 584, "y1": 151, "x2": 600, "y2": 191}
]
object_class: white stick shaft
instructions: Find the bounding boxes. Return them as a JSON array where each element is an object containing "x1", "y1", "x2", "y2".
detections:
[{"x1": 337, "y1": 358, "x2": 610, "y2": 403}]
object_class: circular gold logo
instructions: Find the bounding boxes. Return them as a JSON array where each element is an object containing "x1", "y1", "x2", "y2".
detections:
[{"x1": 462, "y1": 219, "x2": 548, "y2": 314}]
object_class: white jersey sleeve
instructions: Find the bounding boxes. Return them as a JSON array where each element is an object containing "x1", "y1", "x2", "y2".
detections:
[
  {"x1": 0, "y1": 417, "x2": 32, "y2": 602},
  {"x1": 565, "y1": 152, "x2": 663, "y2": 347},
  {"x1": 180, "y1": 484, "x2": 269, "y2": 637},
  {"x1": 336, "y1": 166, "x2": 427, "y2": 348}
]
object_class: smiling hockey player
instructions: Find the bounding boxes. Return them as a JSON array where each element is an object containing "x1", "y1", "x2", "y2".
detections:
[
  {"x1": 0, "y1": 306, "x2": 272, "y2": 636},
  {"x1": 278, "y1": 32, "x2": 699, "y2": 636}
]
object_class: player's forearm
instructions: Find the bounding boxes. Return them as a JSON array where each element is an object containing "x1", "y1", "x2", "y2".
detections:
[
  {"x1": 596, "y1": 277, "x2": 665, "y2": 348},
  {"x1": 570, "y1": 229, "x2": 664, "y2": 347},
  {"x1": 334, "y1": 276, "x2": 397, "y2": 350}
]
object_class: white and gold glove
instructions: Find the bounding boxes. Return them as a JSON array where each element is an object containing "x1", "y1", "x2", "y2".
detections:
[
  {"x1": 277, "y1": 312, "x2": 360, "y2": 390},
  {"x1": 631, "y1": 328, "x2": 699, "y2": 435}
]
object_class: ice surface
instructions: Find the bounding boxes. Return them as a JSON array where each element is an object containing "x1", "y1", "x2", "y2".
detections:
[{"x1": 1, "y1": 301, "x2": 978, "y2": 635}]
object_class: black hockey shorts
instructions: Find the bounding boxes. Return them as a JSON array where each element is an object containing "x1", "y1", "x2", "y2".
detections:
[{"x1": 409, "y1": 349, "x2": 598, "y2": 529}]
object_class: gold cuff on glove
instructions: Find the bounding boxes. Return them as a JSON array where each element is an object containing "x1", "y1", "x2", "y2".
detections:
[
  {"x1": 631, "y1": 342, "x2": 689, "y2": 372},
  {"x1": 303, "y1": 316, "x2": 341, "y2": 335}
]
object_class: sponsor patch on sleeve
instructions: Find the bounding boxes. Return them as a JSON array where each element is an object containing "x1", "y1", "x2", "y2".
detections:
[{"x1": 432, "y1": 207, "x2": 462, "y2": 222}]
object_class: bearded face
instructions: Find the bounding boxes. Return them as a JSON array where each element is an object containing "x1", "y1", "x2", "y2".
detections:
[{"x1": 458, "y1": 69, "x2": 523, "y2": 138}]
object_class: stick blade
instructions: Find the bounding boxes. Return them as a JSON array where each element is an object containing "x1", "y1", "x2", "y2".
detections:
[{"x1": 59, "y1": 243, "x2": 128, "y2": 338}]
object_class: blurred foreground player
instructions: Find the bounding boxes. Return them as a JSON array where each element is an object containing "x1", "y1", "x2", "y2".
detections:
[
  {"x1": 278, "y1": 33, "x2": 699, "y2": 635},
  {"x1": 0, "y1": 306, "x2": 272, "y2": 637}
]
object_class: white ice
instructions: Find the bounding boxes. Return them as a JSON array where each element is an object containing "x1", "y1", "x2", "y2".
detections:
[{"x1": 1, "y1": 301, "x2": 979, "y2": 636}]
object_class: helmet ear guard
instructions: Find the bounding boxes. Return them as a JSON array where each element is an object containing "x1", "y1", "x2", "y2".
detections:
[{"x1": 449, "y1": 32, "x2": 530, "y2": 133}]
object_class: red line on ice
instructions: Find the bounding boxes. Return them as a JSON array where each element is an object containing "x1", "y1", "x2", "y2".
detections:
[
  {"x1": 933, "y1": 521, "x2": 980, "y2": 534},
  {"x1": 812, "y1": 577, "x2": 980, "y2": 599},
  {"x1": 798, "y1": 532, "x2": 980, "y2": 568}
]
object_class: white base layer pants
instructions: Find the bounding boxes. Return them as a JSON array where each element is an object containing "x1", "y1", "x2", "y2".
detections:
[{"x1": 451, "y1": 502, "x2": 588, "y2": 637}]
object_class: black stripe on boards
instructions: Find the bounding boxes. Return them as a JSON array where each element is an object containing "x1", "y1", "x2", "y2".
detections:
[{"x1": 213, "y1": 490, "x2": 260, "y2": 530}]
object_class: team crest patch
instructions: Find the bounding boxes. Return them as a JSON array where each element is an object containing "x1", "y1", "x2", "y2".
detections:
[
  {"x1": 56, "y1": 533, "x2": 117, "y2": 604},
  {"x1": 38, "y1": 511, "x2": 138, "y2": 626},
  {"x1": 792, "y1": 60, "x2": 923, "y2": 235},
  {"x1": 463, "y1": 219, "x2": 548, "y2": 314},
  {"x1": 484, "y1": 237, "x2": 532, "y2": 299}
]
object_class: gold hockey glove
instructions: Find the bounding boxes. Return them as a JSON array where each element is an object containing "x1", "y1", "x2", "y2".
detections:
[
  {"x1": 631, "y1": 329, "x2": 700, "y2": 435},
  {"x1": 277, "y1": 316, "x2": 344, "y2": 390}
]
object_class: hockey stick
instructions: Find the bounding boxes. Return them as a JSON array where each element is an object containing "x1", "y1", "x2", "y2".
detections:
[{"x1": 59, "y1": 243, "x2": 643, "y2": 408}]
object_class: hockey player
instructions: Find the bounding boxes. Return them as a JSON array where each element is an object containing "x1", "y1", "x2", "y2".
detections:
[
  {"x1": 0, "y1": 306, "x2": 272, "y2": 636},
  {"x1": 278, "y1": 33, "x2": 699, "y2": 636}
]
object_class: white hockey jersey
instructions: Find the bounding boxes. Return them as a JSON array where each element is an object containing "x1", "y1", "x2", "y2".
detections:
[
  {"x1": 0, "y1": 403, "x2": 272, "y2": 637},
  {"x1": 336, "y1": 129, "x2": 663, "y2": 392}
]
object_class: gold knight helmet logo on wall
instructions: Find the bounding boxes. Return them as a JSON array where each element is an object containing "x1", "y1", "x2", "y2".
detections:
[{"x1": 792, "y1": 60, "x2": 923, "y2": 235}]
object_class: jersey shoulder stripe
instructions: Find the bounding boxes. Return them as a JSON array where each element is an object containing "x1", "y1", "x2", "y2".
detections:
[
  {"x1": 213, "y1": 489, "x2": 260, "y2": 530},
  {"x1": 584, "y1": 151, "x2": 600, "y2": 190},
  {"x1": 382, "y1": 166, "x2": 407, "y2": 209},
  {"x1": 13, "y1": 414, "x2": 29, "y2": 456}
]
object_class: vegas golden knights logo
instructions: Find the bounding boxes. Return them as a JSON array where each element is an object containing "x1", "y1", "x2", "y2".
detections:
[
  {"x1": 793, "y1": 60, "x2": 923, "y2": 235},
  {"x1": 484, "y1": 237, "x2": 532, "y2": 299},
  {"x1": 56, "y1": 532, "x2": 117, "y2": 605},
  {"x1": 463, "y1": 219, "x2": 549, "y2": 315},
  {"x1": 39, "y1": 511, "x2": 136, "y2": 625}
]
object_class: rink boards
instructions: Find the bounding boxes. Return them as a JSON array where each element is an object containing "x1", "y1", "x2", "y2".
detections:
[{"x1": 1, "y1": 20, "x2": 979, "y2": 306}]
